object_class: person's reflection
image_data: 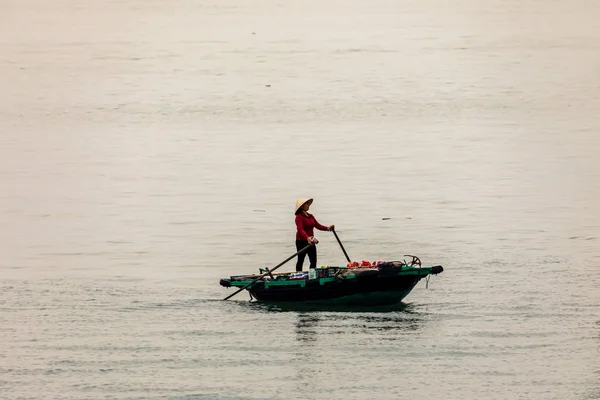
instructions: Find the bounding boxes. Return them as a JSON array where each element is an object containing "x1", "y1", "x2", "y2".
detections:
[
  {"x1": 291, "y1": 313, "x2": 322, "y2": 393},
  {"x1": 294, "y1": 312, "x2": 320, "y2": 343}
]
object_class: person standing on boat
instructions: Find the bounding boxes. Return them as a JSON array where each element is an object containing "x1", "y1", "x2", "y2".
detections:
[{"x1": 295, "y1": 198, "x2": 334, "y2": 272}]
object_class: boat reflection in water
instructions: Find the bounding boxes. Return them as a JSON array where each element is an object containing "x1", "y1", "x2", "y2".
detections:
[{"x1": 247, "y1": 301, "x2": 427, "y2": 342}]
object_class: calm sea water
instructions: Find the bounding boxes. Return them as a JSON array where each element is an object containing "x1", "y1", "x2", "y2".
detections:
[{"x1": 1, "y1": 0, "x2": 599, "y2": 399}]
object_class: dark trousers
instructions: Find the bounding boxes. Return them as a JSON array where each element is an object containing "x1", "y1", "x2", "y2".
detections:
[{"x1": 296, "y1": 240, "x2": 317, "y2": 271}]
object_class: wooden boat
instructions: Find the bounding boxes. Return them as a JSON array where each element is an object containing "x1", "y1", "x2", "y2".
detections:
[{"x1": 220, "y1": 256, "x2": 443, "y2": 306}]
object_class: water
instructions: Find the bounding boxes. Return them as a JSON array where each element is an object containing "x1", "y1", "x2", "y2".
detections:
[{"x1": 1, "y1": 0, "x2": 599, "y2": 399}]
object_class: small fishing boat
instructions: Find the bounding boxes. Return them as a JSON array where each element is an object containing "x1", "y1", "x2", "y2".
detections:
[{"x1": 220, "y1": 255, "x2": 443, "y2": 306}]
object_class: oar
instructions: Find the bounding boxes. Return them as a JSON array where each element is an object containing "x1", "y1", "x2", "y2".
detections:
[
  {"x1": 331, "y1": 228, "x2": 351, "y2": 262},
  {"x1": 223, "y1": 244, "x2": 313, "y2": 300}
]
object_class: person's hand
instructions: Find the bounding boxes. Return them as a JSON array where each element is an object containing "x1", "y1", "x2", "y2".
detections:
[
  {"x1": 308, "y1": 236, "x2": 319, "y2": 244},
  {"x1": 328, "y1": 225, "x2": 335, "y2": 231}
]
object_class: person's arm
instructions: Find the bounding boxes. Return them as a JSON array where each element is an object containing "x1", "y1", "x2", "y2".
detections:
[
  {"x1": 313, "y1": 216, "x2": 332, "y2": 231},
  {"x1": 295, "y1": 214, "x2": 310, "y2": 240}
]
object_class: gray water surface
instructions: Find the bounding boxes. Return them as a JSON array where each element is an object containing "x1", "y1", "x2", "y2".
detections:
[{"x1": 1, "y1": 0, "x2": 599, "y2": 399}]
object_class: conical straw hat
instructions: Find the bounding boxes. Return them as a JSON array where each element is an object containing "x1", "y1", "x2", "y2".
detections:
[{"x1": 295, "y1": 198, "x2": 313, "y2": 214}]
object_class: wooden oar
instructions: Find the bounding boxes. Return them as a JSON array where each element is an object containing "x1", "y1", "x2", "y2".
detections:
[
  {"x1": 332, "y1": 228, "x2": 351, "y2": 262},
  {"x1": 223, "y1": 244, "x2": 314, "y2": 300}
]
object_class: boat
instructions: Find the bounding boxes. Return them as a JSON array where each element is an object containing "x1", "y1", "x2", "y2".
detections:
[{"x1": 219, "y1": 255, "x2": 443, "y2": 306}]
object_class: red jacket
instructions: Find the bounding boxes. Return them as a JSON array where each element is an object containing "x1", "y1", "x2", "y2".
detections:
[{"x1": 295, "y1": 212, "x2": 328, "y2": 241}]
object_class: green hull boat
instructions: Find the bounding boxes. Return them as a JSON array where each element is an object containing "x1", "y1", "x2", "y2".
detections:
[{"x1": 220, "y1": 257, "x2": 443, "y2": 306}]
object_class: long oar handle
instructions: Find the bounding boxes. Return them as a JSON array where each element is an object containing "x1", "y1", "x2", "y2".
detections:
[
  {"x1": 223, "y1": 244, "x2": 314, "y2": 300},
  {"x1": 332, "y1": 229, "x2": 351, "y2": 262}
]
